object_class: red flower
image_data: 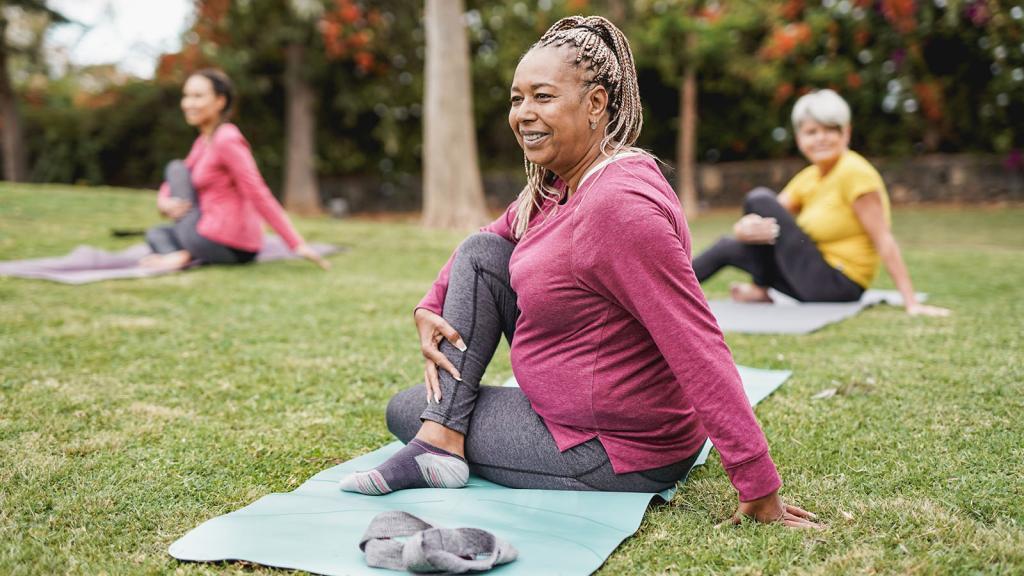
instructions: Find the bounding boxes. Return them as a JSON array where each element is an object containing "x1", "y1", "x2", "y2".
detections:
[
  {"x1": 913, "y1": 81, "x2": 944, "y2": 121},
  {"x1": 355, "y1": 51, "x2": 375, "y2": 73},
  {"x1": 774, "y1": 82, "x2": 795, "y2": 104},
  {"x1": 881, "y1": 0, "x2": 917, "y2": 34}
]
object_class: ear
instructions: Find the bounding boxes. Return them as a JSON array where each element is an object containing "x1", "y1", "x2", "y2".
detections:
[
  {"x1": 841, "y1": 124, "x2": 852, "y2": 146},
  {"x1": 215, "y1": 94, "x2": 229, "y2": 116},
  {"x1": 585, "y1": 84, "x2": 609, "y2": 122}
]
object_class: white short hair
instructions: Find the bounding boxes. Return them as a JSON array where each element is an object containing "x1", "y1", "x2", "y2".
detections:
[{"x1": 791, "y1": 89, "x2": 851, "y2": 129}]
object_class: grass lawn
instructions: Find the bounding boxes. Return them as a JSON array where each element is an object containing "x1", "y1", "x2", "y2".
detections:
[{"x1": 1, "y1": 183, "x2": 1022, "y2": 575}]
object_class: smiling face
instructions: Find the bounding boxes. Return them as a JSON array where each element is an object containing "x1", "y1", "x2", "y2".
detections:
[
  {"x1": 508, "y1": 46, "x2": 607, "y2": 180},
  {"x1": 795, "y1": 119, "x2": 850, "y2": 167},
  {"x1": 180, "y1": 74, "x2": 226, "y2": 130}
]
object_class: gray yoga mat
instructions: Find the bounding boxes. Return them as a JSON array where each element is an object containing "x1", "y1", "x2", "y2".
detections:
[
  {"x1": 169, "y1": 366, "x2": 791, "y2": 576},
  {"x1": 709, "y1": 289, "x2": 927, "y2": 335},
  {"x1": 0, "y1": 235, "x2": 342, "y2": 285}
]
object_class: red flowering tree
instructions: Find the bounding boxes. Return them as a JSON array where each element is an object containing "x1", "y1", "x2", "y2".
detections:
[
  {"x1": 185, "y1": 0, "x2": 406, "y2": 215},
  {"x1": 630, "y1": 0, "x2": 771, "y2": 215}
]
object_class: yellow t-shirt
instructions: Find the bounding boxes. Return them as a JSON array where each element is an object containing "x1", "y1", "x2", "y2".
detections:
[{"x1": 781, "y1": 150, "x2": 890, "y2": 288}]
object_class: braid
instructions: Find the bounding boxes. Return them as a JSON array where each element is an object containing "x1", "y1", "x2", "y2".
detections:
[{"x1": 511, "y1": 16, "x2": 644, "y2": 239}]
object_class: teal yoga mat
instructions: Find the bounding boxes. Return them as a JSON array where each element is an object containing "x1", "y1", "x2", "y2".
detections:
[{"x1": 169, "y1": 366, "x2": 790, "y2": 575}]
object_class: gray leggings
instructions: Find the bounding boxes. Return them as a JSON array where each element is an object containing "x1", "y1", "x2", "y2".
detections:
[
  {"x1": 387, "y1": 233, "x2": 699, "y2": 492},
  {"x1": 145, "y1": 160, "x2": 256, "y2": 265},
  {"x1": 692, "y1": 188, "x2": 863, "y2": 302}
]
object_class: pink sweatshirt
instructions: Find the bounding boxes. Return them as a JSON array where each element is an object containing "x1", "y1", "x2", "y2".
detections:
[
  {"x1": 419, "y1": 154, "x2": 781, "y2": 501},
  {"x1": 158, "y1": 123, "x2": 304, "y2": 253}
]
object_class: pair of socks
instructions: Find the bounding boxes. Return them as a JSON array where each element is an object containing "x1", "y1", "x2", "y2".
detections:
[
  {"x1": 339, "y1": 438, "x2": 469, "y2": 495},
  {"x1": 360, "y1": 510, "x2": 518, "y2": 573}
]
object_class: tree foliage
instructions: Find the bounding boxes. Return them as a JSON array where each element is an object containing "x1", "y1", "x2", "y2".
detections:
[{"x1": 11, "y1": 0, "x2": 1024, "y2": 200}]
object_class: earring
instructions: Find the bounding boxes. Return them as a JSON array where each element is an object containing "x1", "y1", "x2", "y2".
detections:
[{"x1": 589, "y1": 120, "x2": 597, "y2": 130}]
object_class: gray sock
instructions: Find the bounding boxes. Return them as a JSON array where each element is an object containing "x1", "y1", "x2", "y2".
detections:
[
  {"x1": 360, "y1": 511, "x2": 519, "y2": 573},
  {"x1": 339, "y1": 439, "x2": 469, "y2": 495}
]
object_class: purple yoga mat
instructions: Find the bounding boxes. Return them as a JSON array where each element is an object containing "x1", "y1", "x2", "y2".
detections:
[{"x1": 0, "y1": 235, "x2": 341, "y2": 285}]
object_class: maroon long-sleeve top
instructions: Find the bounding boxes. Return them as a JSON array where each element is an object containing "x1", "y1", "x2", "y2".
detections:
[
  {"x1": 158, "y1": 123, "x2": 304, "y2": 253},
  {"x1": 419, "y1": 154, "x2": 782, "y2": 501}
]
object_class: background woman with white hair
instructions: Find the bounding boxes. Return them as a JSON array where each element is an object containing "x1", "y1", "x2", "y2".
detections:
[{"x1": 692, "y1": 89, "x2": 949, "y2": 316}]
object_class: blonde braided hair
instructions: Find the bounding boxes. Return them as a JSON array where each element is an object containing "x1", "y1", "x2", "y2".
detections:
[{"x1": 511, "y1": 16, "x2": 644, "y2": 239}]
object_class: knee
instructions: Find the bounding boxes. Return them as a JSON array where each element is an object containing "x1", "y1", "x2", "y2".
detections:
[
  {"x1": 385, "y1": 386, "x2": 424, "y2": 443},
  {"x1": 458, "y1": 232, "x2": 513, "y2": 257},
  {"x1": 743, "y1": 187, "x2": 779, "y2": 215},
  {"x1": 145, "y1": 226, "x2": 167, "y2": 246},
  {"x1": 454, "y1": 232, "x2": 513, "y2": 267},
  {"x1": 165, "y1": 159, "x2": 188, "y2": 181},
  {"x1": 715, "y1": 235, "x2": 745, "y2": 254}
]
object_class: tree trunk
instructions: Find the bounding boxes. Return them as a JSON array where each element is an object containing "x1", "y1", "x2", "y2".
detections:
[
  {"x1": 676, "y1": 45, "x2": 698, "y2": 219},
  {"x1": 422, "y1": 0, "x2": 487, "y2": 229},
  {"x1": 0, "y1": 17, "x2": 28, "y2": 183},
  {"x1": 283, "y1": 42, "x2": 321, "y2": 216}
]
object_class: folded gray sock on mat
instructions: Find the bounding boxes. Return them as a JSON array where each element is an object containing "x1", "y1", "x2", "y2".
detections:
[{"x1": 361, "y1": 510, "x2": 518, "y2": 573}]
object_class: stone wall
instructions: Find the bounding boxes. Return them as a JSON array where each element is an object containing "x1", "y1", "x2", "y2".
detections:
[
  {"x1": 693, "y1": 154, "x2": 1024, "y2": 207},
  {"x1": 319, "y1": 153, "x2": 1024, "y2": 214}
]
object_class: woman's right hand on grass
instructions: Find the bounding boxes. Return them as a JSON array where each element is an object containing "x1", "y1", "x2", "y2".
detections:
[
  {"x1": 723, "y1": 490, "x2": 824, "y2": 529},
  {"x1": 906, "y1": 302, "x2": 951, "y2": 317},
  {"x1": 294, "y1": 243, "x2": 331, "y2": 270},
  {"x1": 733, "y1": 214, "x2": 780, "y2": 244},
  {"x1": 157, "y1": 197, "x2": 191, "y2": 219},
  {"x1": 415, "y1": 308, "x2": 466, "y2": 404}
]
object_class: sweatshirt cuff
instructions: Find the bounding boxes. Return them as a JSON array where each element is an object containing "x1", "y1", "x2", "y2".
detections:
[
  {"x1": 725, "y1": 450, "x2": 782, "y2": 502},
  {"x1": 415, "y1": 299, "x2": 443, "y2": 317}
]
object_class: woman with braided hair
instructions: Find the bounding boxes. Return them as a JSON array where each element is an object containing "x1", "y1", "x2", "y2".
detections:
[{"x1": 342, "y1": 16, "x2": 820, "y2": 528}]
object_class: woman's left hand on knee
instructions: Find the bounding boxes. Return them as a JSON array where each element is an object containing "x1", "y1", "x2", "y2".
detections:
[
  {"x1": 733, "y1": 214, "x2": 780, "y2": 244},
  {"x1": 415, "y1": 308, "x2": 466, "y2": 403}
]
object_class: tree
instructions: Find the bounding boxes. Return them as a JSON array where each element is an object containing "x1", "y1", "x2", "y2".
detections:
[
  {"x1": 677, "y1": 29, "x2": 698, "y2": 218},
  {"x1": 422, "y1": 0, "x2": 488, "y2": 229},
  {"x1": 630, "y1": 0, "x2": 769, "y2": 218},
  {"x1": 0, "y1": 0, "x2": 65, "y2": 182},
  {"x1": 282, "y1": 24, "x2": 320, "y2": 216}
]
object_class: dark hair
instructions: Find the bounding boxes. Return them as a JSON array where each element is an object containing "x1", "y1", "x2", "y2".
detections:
[{"x1": 190, "y1": 68, "x2": 235, "y2": 119}]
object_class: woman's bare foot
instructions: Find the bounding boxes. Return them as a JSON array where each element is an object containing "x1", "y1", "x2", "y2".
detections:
[
  {"x1": 730, "y1": 282, "x2": 773, "y2": 303},
  {"x1": 140, "y1": 250, "x2": 192, "y2": 270}
]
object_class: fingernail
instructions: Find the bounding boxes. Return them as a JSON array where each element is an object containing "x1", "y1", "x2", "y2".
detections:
[
  {"x1": 435, "y1": 391, "x2": 442, "y2": 402},
  {"x1": 455, "y1": 339, "x2": 467, "y2": 352}
]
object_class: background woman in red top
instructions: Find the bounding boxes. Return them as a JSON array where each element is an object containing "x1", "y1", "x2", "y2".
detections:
[
  {"x1": 142, "y1": 69, "x2": 328, "y2": 270},
  {"x1": 341, "y1": 17, "x2": 819, "y2": 528}
]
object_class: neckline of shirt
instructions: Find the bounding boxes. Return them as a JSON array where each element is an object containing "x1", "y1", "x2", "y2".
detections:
[{"x1": 577, "y1": 150, "x2": 642, "y2": 192}]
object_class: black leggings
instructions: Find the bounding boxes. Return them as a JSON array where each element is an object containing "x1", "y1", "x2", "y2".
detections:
[
  {"x1": 145, "y1": 160, "x2": 256, "y2": 265},
  {"x1": 692, "y1": 188, "x2": 864, "y2": 302},
  {"x1": 386, "y1": 233, "x2": 699, "y2": 492}
]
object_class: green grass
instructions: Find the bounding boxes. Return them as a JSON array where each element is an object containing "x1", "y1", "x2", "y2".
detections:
[{"x1": 1, "y1": 183, "x2": 1022, "y2": 575}]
